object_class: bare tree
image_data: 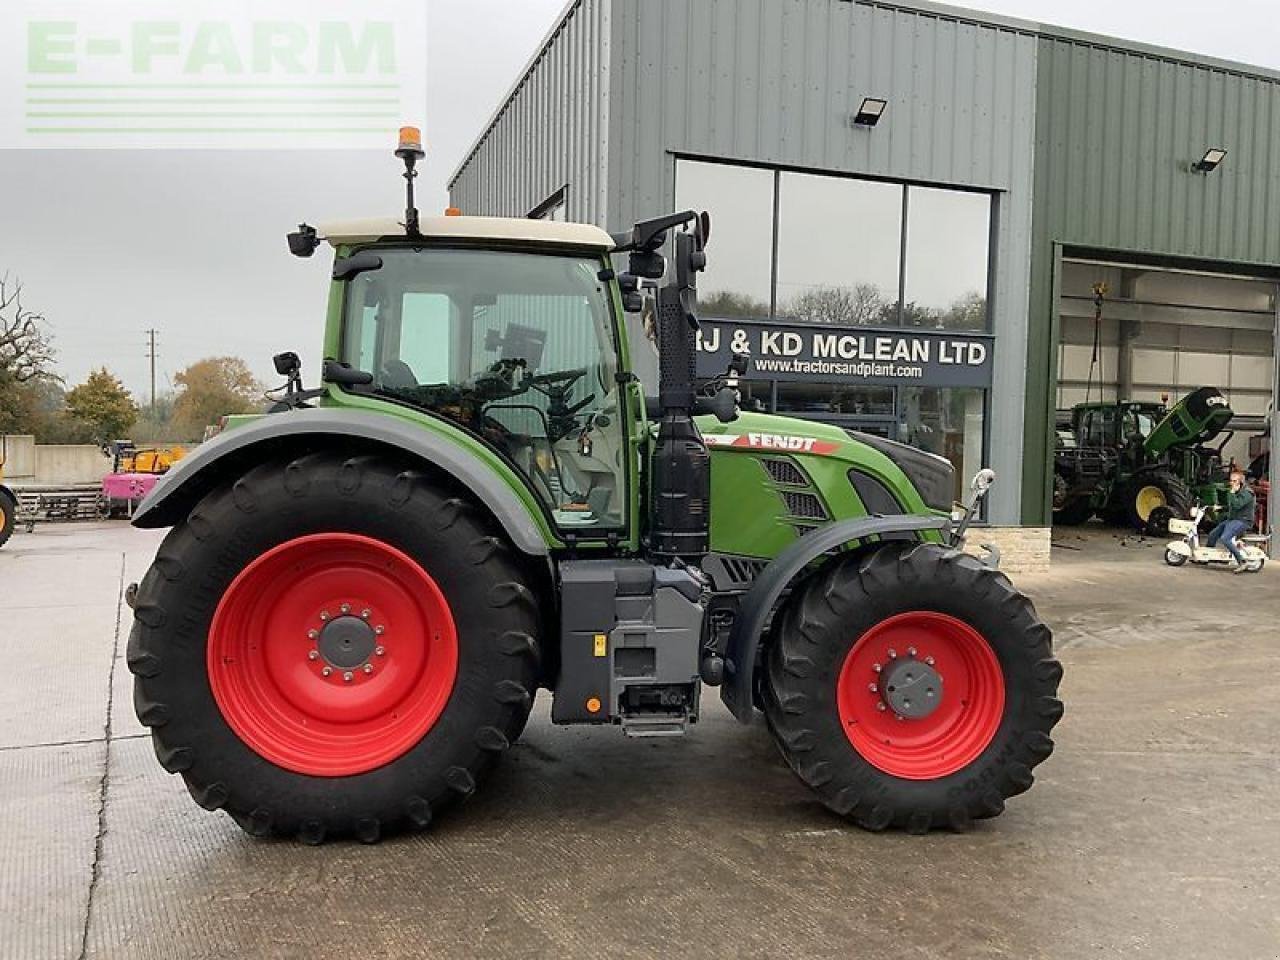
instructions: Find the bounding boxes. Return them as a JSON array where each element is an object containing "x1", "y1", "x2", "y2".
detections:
[
  {"x1": 0, "y1": 274, "x2": 56, "y2": 383},
  {"x1": 783, "y1": 283, "x2": 885, "y2": 326}
]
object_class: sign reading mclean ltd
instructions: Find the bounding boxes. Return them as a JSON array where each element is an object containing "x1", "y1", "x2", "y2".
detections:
[
  {"x1": 695, "y1": 318, "x2": 995, "y2": 388},
  {"x1": 0, "y1": 1, "x2": 426, "y2": 149}
]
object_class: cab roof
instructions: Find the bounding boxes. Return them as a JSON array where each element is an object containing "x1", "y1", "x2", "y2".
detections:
[{"x1": 317, "y1": 216, "x2": 615, "y2": 251}]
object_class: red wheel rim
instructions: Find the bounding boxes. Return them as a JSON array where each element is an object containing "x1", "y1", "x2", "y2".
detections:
[
  {"x1": 207, "y1": 533, "x2": 458, "y2": 777},
  {"x1": 836, "y1": 611, "x2": 1005, "y2": 780}
]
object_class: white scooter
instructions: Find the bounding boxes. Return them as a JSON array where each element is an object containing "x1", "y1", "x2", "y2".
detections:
[{"x1": 1164, "y1": 504, "x2": 1268, "y2": 572}]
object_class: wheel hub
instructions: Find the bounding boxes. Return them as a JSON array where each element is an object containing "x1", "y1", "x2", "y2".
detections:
[
  {"x1": 880, "y1": 656, "x2": 943, "y2": 719},
  {"x1": 317, "y1": 614, "x2": 377, "y2": 669}
]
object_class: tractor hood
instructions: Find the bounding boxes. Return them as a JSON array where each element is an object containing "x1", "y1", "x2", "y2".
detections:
[{"x1": 697, "y1": 411, "x2": 954, "y2": 561}]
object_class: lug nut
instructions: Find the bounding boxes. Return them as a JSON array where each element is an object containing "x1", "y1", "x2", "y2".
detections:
[
  {"x1": 375, "y1": 625, "x2": 385, "y2": 635},
  {"x1": 361, "y1": 609, "x2": 371, "y2": 619},
  {"x1": 307, "y1": 629, "x2": 319, "y2": 640},
  {"x1": 888, "y1": 649, "x2": 898, "y2": 659},
  {"x1": 340, "y1": 603, "x2": 351, "y2": 614},
  {"x1": 876, "y1": 702, "x2": 886, "y2": 712},
  {"x1": 868, "y1": 683, "x2": 878, "y2": 693},
  {"x1": 343, "y1": 671, "x2": 353, "y2": 682},
  {"x1": 307, "y1": 650, "x2": 319, "y2": 661},
  {"x1": 925, "y1": 656, "x2": 935, "y2": 666},
  {"x1": 872, "y1": 663, "x2": 882, "y2": 674},
  {"x1": 321, "y1": 666, "x2": 332, "y2": 677},
  {"x1": 363, "y1": 664, "x2": 373, "y2": 674},
  {"x1": 319, "y1": 611, "x2": 330, "y2": 622},
  {"x1": 374, "y1": 645, "x2": 385, "y2": 656},
  {"x1": 908, "y1": 647, "x2": 917, "y2": 658}
]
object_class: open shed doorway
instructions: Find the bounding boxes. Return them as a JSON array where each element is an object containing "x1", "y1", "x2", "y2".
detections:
[{"x1": 1053, "y1": 254, "x2": 1277, "y2": 557}]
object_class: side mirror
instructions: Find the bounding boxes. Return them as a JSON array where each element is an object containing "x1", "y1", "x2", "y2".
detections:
[
  {"x1": 628, "y1": 249, "x2": 666, "y2": 280},
  {"x1": 970, "y1": 468, "x2": 997, "y2": 498},
  {"x1": 708, "y1": 385, "x2": 739, "y2": 424}
]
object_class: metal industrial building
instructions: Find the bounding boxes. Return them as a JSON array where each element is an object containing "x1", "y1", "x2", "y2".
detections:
[{"x1": 449, "y1": 0, "x2": 1280, "y2": 565}]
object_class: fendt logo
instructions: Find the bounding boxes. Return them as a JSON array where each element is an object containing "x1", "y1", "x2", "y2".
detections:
[{"x1": 0, "y1": 1, "x2": 426, "y2": 149}]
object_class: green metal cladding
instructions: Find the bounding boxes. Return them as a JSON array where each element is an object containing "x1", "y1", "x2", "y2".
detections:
[{"x1": 1022, "y1": 32, "x2": 1280, "y2": 523}]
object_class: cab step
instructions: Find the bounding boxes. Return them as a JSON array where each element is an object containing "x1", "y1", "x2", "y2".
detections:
[{"x1": 620, "y1": 715, "x2": 688, "y2": 738}]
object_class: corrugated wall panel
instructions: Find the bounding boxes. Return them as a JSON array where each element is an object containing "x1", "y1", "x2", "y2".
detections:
[
  {"x1": 1033, "y1": 39, "x2": 1280, "y2": 263},
  {"x1": 1022, "y1": 36, "x2": 1280, "y2": 523},
  {"x1": 607, "y1": 0, "x2": 1038, "y2": 524},
  {"x1": 448, "y1": 0, "x2": 612, "y2": 225}
]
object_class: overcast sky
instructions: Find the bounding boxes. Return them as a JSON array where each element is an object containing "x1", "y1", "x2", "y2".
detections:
[{"x1": 1, "y1": 0, "x2": 1278, "y2": 400}]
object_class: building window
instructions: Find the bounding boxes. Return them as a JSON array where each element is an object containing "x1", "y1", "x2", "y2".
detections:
[
  {"x1": 671, "y1": 157, "x2": 994, "y2": 502},
  {"x1": 776, "y1": 173, "x2": 903, "y2": 326},
  {"x1": 775, "y1": 383, "x2": 895, "y2": 418},
  {"x1": 674, "y1": 160, "x2": 774, "y2": 316},
  {"x1": 898, "y1": 387, "x2": 986, "y2": 503},
  {"x1": 902, "y1": 186, "x2": 991, "y2": 331}
]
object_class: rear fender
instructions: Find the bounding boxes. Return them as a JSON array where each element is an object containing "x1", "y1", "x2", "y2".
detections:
[
  {"x1": 720, "y1": 514, "x2": 948, "y2": 722},
  {"x1": 131, "y1": 408, "x2": 551, "y2": 556}
]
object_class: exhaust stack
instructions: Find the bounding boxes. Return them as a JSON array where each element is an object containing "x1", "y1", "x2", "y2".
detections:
[{"x1": 650, "y1": 217, "x2": 711, "y2": 563}]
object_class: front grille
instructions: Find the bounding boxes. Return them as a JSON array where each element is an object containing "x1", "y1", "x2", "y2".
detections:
[
  {"x1": 782, "y1": 490, "x2": 828, "y2": 520},
  {"x1": 721, "y1": 556, "x2": 767, "y2": 584},
  {"x1": 761, "y1": 457, "x2": 808, "y2": 486}
]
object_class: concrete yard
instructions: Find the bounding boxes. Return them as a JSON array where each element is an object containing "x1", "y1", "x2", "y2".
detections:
[{"x1": 1, "y1": 521, "x2": 1276, "y2": 960}]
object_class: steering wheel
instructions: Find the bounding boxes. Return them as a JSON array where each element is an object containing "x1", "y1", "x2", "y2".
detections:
[
  {"x1": 529, "y1": 368, "x2": 587, "y2": 396},
  {"x1": 529, "y1": 369, "x2": 595, "y2": 442}
]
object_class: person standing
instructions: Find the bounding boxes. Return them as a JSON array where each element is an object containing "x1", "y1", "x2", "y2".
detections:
[{"x1": 1206, "y1": 469, "x2": 1257, "y2": 573}]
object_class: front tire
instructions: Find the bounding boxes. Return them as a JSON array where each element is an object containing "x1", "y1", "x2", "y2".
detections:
[
  {"x1": 762, "y1": 542, "x2": 1063, "y2": 833},
  {"x1": 127, "y1": 452, "x2": 541, "y2": 843},
  {"x1": 1164, "y1": 548, "x2": 1189, "y2": 567}
]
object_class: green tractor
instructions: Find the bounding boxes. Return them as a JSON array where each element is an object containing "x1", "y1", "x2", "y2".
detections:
[
  {"x1": 126, "y1": 131, "x2": 1061, "y2": 843},
  {"x1": 1054, "y1": 388, "x2": 1235, "y2": 532}
]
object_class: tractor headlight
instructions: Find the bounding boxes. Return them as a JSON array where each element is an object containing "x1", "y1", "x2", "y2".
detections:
[{"x1": 845, "y1": 431, "x2": 955, "y2": 512}]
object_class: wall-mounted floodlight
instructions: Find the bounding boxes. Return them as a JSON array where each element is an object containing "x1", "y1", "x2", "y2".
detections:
[
  {"x1": 852, "y1": 97, "x2": 888, "y2": 127},
  {"x1": 1193, "y1": 148, "x2": 1227, "y2": 173}
]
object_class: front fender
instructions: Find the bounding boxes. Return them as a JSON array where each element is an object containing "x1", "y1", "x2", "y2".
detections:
[
  {"x1": 132, "y1": 408, "x2": 551, "y2": 556},
  {"x1": 720, "y1": 514, "x2": 948, "y2": 722}
]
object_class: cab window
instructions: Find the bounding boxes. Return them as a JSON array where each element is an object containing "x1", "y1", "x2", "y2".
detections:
[{"x1": 341, "y1": 247, "x2": 626, "y2": 532}]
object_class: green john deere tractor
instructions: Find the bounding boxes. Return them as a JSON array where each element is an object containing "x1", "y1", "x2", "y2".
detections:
[
  {"x1": 126, "y1": 131, "x2": 1061, "y2": 843},
  {"x1": 1054, "y1": 387, "x2": 1235, "y2": 533}
]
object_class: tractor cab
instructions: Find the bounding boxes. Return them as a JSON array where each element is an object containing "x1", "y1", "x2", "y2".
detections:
[
  {"x1": 321, "y1": 220, "x2": 632, "y2": 535},
  {"x1": 1069, "y1": 400, "x2": 1164, "y2": 471}
]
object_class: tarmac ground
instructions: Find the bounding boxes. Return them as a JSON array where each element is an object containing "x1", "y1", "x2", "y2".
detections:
[{"x1": 1, "y1": 520, "x2": 1277, "y2": 959}]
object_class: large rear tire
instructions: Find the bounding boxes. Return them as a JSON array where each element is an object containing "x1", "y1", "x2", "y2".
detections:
[
  {"x1": 762, "y1": 542, "x2": 1062, "y2": 833},
  {"x1": 127, "y1": 452, "x2": 541, "y2": 843},
  {"x1": 1125, "y1": 471, "x2": 1192, "y2": 535}
]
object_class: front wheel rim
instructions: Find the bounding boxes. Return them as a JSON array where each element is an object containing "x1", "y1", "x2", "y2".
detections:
[
  {"x1": 836, "y1": 611, "x2": 1005, "y2": 780},
  {"x1": 207, "y1": 533, "x2": 459, "y2": 777}
]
